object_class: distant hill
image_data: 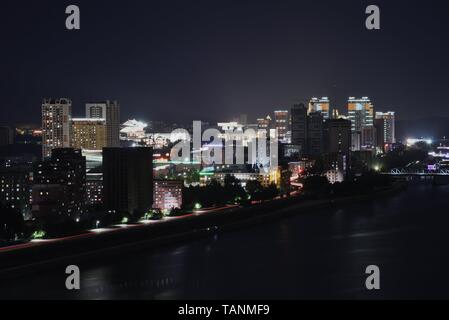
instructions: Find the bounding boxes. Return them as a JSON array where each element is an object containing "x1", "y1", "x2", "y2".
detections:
[{"x1": 396, "y1": 117, "x2": 449, "y2": 142}]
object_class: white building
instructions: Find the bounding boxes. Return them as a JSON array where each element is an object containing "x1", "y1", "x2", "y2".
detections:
[
  {"x1": 324, "y1": 170, "x2": 344, "y2": 184},
  {"x1": 153, "y1": 180, "x2": 183, "y2": 211},
  {"x1": 120, "y1": 119, "x2": 147, "y2": 141}
]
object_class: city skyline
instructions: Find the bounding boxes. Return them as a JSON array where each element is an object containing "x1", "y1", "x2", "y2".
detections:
[{"x1": 3, "y1": 0, "x2": 449, "y2": 302}]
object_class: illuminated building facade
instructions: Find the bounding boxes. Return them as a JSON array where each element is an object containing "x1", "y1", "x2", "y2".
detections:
[
  {"x1": 83, "y1": 150, "x2": 103, "y2": 206},
  {"x1": 71, "y1": 118, "x2": 107, "y2": 150},
  {"x1": 309, "y1": 97, "x2": 330, "y2": 119},
  {"x1": 347, "y1": 97, "x2": 374, "y2": 151},
  {"x1": 347, "y1": 97, "x2": 374, "y2": 132},
  {"x1": 375, "y1": 111, "x2": 396, "y2": 144},
  {"x1": 32, "y1": 148, "x2": 86, "y2": 218},
  {"x1": 120, "y1": 119, "x2": 147, "y2": 141},
  {"x1": 86, "y1": 101, "x2": 120, "y2": 147},
  {"x1": 211, "y1": 172, "x2": 273, "y2": 188},
  {"x1": 257, "y1": 116, "x2": 272, "y2": 132},
  {"x1": 153, "y1": 180, "x2": 183, "y2": 211},
  {"x1": 0, "y1": 161, "x2": 33, "y2": 217},
  {"x1": 324, "y1": 170, "x2": 344, "y2": 184},
  {"x1": 274, "y1": 110, "x2": 289, "y2": 142},
  {"x1": 86, "y1": 173, "x2": 103, "y2": 205},
  {"x1": 42, "y1": 98, "x2": 72, "y2": 159}
]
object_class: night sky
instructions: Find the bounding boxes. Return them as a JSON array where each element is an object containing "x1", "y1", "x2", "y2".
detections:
[{"x1": 1, "y1": 0, "x2": 448, "y2": 125}]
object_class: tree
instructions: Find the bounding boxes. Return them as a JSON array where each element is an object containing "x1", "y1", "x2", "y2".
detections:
[
  {"x1": 185, "y1": 169, "x2": 200, "y2": 185},
  {"x1": 224, "y1": 175, "x2": 247, "y2": 204},
  {"x1": 246, "y1": 180, "x2": 264, "y2": 200},
  {"x1": 303, "y1": 176, "x2": 330, "y2": 196},
  {"x1": 0, "y1": 204, "x2": 25, "y2": 240}
]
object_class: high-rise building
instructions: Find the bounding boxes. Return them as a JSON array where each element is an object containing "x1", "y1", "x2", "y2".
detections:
[
  {"x1": 42, "y1": 98, "x2": 72, "y2": 159},
  {"x1": 256, "y1": 115, "x2": 272, "y2": 140},
  {"x1": 323, "y1": 119, "x2": 352, "y2": 173},
  {"x1": 153, "y1": 180, "x2": 183, "y2": 212},
  {"x1": 374, "y1": 118, "x2": 385, "y2": 152},
  {"x1": 86, "y1": 172, "x2": 103, "y2": 206},
  {"x1": 83, "y1": 150, "x2": 104, "y2": 206},
  {"x1": 0, "y1": 160, "x2": 33, "y2": 217},
  {"x1": 86, "y1": 101, "x2": 120, "y2": 147},
  {"x1": 347, "y1": 97, "x2": 374, "y2": 151},
  {"x1": 324, "y1": 119, "x2": 352, "y2": 155},
  {"x1": 347, "y1": 97, "x2": 374, "y2": 132},
  {"x1": 309, "y1": 97, "x2": 330, "y2": 119},
  {"x1": 291, "y1": 103, "x2": 308, "y2": 156},
  {"x1": 375, "y1": 111, "x2": 396, "y2": 144},
  {"x1": 71, "y1": 118, "x2": 107, "y2": 151},
  {"x1": 103, "y1": 147, "x2": 153, "y2": 215},
  {"x1": 351, "y1": 131, "x2": 361, "y2": 151},
  {"x1": 274, "y1": 110, "x2": 289, "y2": 142},
  {"x1": 257, "y1": 116, "x2": 272, "y2": 131},
  {"x1": 361, "y1": 126, "x2": 376, "y2": 149},
  {"x1": 0, "y1": 127, "x2": 14, "y2": 146},
  {"x1": 32, "y1": 148, "x2": 86, "y2": 218},
  {"x1": 307, "y1": 112, "x2": 324, "y2": 157}
]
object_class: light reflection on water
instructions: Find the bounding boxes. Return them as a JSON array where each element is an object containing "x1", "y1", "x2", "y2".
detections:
[{"x1": 1, "y1": 183, "x2": 449, "y2": 299}]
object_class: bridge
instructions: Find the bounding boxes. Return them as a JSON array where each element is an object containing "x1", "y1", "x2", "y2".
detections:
[{"x1": 385, "y1": 168, "x2": 449, "y2": 176}]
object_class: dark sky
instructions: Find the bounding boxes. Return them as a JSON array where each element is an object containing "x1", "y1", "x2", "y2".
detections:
[{"x1": 1, "y1": 0, "x2": 448, "y2": 125}]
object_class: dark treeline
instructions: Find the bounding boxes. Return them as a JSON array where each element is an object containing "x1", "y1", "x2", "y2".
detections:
[
  {"x1": 183, "y1": 175, "x2": 279, "y2": 209},
  {"x1": 303, "y1": 171, "x2": 392, "y2": 198}
]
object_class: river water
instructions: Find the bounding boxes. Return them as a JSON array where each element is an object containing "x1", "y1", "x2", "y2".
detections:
[{"x1": 1, "y1": 182, "x2": 449, "y2": 299}]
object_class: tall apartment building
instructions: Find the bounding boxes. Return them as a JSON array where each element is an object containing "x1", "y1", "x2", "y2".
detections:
[
  {"x1": 274, "y1": 110, "x2": 289, "y2": 142},
  {"x1": 348, "y1": 97, "x2": 374, "y2": 151},
  {"x1": 324, "y1": 119, "x2": 352, "y2": 155},
  {"x1": 42, "y1": 98, "x2": 72, "y2": 158},
  {"x1": 307, "y1": 111, "x2": 324, "y2": 157},
  {"x1": 0, "y1": 160, "x2": 33, "y2": 217},
  {"x1": 32, "y1": 148, "x2": 86, "y2": 218},
  {"x1": 323, "y1": 119, "x2": 352, "y2": 173},
  {"x1": 257, "y1": 116, "x2": 272, "y2": 130},
  {"x1": 71, "y1": 118, "x2": 107, "y2": 150},
  {"x1": 103, "y1": 147, "x2": 153, "y2": 215},
  {"x1": 291, "y1": 103, "x2": 308, "y2": 156},
  {"x1": 86, "y1": 101, "x2": 120, "y2": 147},
  {"x1": 375, "y1": 111, "x2": 396, "y2": 144},
  {"x1": 309, "y1": 97, "x2": 330, "y2": 119},
  {"x1": 374, "y1": 118, "x2": 385, "y2": 151},
  {"x1": 347, "y1": 97, "x2": 374, "y2": 132}
]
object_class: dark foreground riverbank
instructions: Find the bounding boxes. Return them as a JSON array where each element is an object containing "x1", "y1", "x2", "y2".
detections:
[
  {"x1": 0, "y1": 183, "x2": 405, "y2": 281},
  {"x1": 3, "y1": 182, "x2": 449, "y2": 299}
]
